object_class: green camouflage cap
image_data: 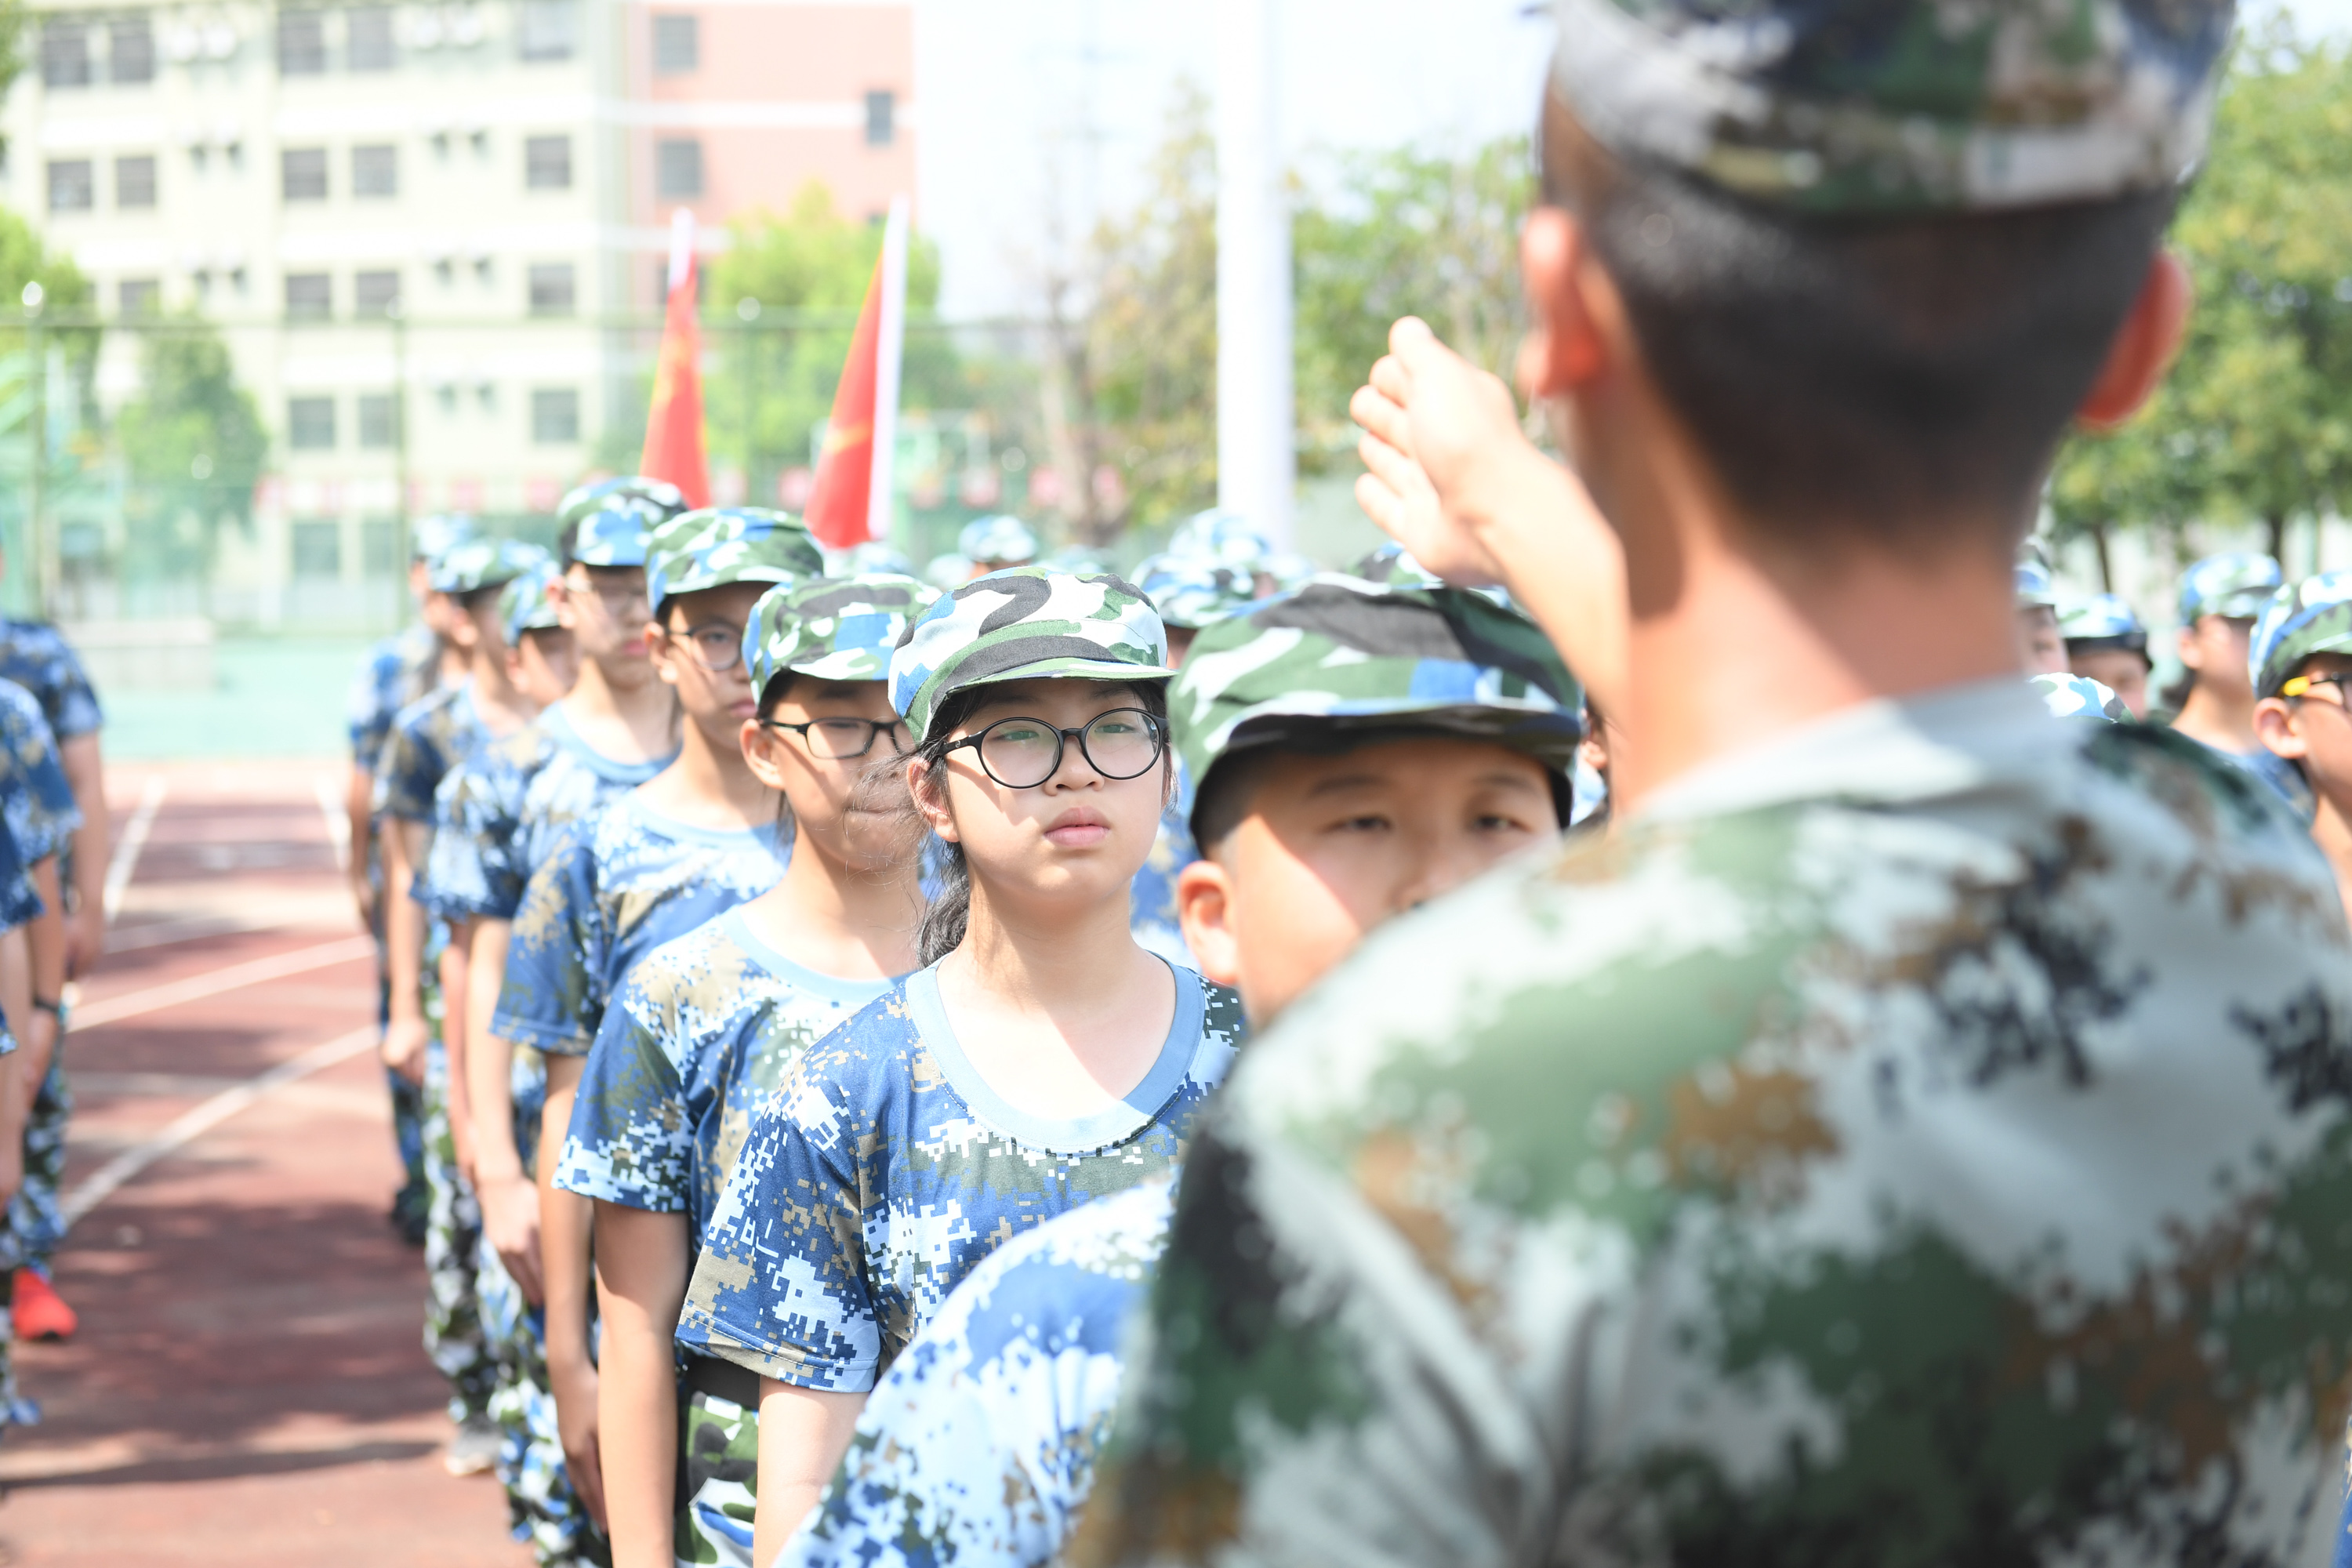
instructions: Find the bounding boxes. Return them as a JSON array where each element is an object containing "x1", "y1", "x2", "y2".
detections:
[
  {"x1": 2029, "y1": 670, "x2": 2128, "y2": 723},
  {"x1": 2014, "y1": 539, "x2": 2058, "y2": 611},
  {"x1": 1171, "y1": 578, "x2": 1582, "y2": 842},
  {"x1": 645, "y1": 508, "x2": 825, "y2": 613},
  {"x1": 430, "y1": 537, "x2": 549, "y2": 596},
  {"x1": 745, "y1": 574, "x2": 939, "y2": 692},
  {"x1": 1551, "y1": 0, "x2": 2232, "y2": 215},
  {"x1": 2249, "y1": 572, "x2": 2352, "y2": 698},
  {"x1": 557, "y1": 474, "x2": 688, "y2": 528},
  {"x1": 889, "y1": 565, "x2": 1175, "y2": 744},
  {"x1": 1134, "y1": 553, "x2": 1257, "y2": 631},
  {"x1": 2179, "y1": 550, "x2": 2283, "y2": 624},
  {"x1": 499, "y1": 561, "x2": 564, "y2": 645}
]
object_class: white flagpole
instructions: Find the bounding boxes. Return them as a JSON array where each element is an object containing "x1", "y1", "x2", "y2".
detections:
[
  {"x1": 667, "y1": 205, "x2": 695, "y2": 292},
  {"x1": 867, "y1": 195, "x2": 911, "y2": 546}
]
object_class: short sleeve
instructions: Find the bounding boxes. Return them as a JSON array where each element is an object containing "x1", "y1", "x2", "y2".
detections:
[
  {"x1": 38, "y1": 633, "x2": 100, "y2": 739},
  {"x1": 0, "y1": 818, "x2": 41, "y2": 935},
  {"x1": 346, "y1": 645, "x2": 397, "y2": 767},
  {"x1": 492, "y1": 822, "x2": 601, "y2": 1054},
  {"x1": 676, "y1": 1058, "x2": 882, "y2": 1392},
  {"x1": 424, "y1": 753, "x2": 525, "y2": 921},
  {"x1": 554, "y1": 963, "x2": 692, "y2": 1211},
  {"x1": 373, "y1": 711, "x2": 446, "y2": 825},
  {"x1": 0, "y1": 685, "x2": 78, "y2": 863}
]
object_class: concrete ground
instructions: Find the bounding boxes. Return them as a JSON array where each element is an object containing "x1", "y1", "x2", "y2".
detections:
[{"x1": 0, "y1": 760, "x2": 525, "y2": 1565}]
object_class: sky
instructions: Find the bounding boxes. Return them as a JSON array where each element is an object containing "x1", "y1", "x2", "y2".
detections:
[{"x1": 911, "y1": 0, "x2": 2350, "y2": 321}]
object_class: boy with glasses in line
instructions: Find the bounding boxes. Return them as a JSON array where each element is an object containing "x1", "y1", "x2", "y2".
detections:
[{"x1": 2252, "y1": 574, "x2": 2352, "y2": 915}]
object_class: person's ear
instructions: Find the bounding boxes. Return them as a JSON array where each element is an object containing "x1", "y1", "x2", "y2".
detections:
[
  {"x1": 741, "y1": 719, "x2": 791, "y2": 789},
  {"x1": 2077, "y1": 250, "x2": 2190, "y2": 431},
  {"x1": 644, "y1": 621, "x2": 681, "y2": 686},
  {"x1": 2176, "y1": 621, "x2": 2206, "y2": 672},
  {"x1": 1515, "y1": 207, "x2": 1611, "y2": 402},
  {"x1": 1176, "y1": 858, "x2": 1242, "y2": 992},
  {"x1": 2253, "y1": 697, "x2": 2307, "y2": 760},
  {"x1": 908, "y1": 756, "x2": 957, "y2": 841},
  {"x1": 550, "y1": 577, "x2": 583, "y2": 633}
]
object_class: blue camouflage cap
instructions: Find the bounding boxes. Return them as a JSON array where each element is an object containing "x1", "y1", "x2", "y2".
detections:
[
  {"x1": 565, "y1": 498, "x2": 667, "y2": 570},
  {"x1": 1134, "y1": 553, "x2": 1257, "y2": 632},
  {"x1": 1172, "y1": 578, "x2": 1582, "y2": 842},
  {"x1": 645, "y1": 508, "x2": 825, "y2": 613},
  {"x1": 924, "y1": 552, "x2": 976, "y2": 590},
  {"x1": 499, "y1": 561, "x2": 564, "y2": 644},
  {"x1": 1551, "y1": 0, "x2": 2233, "y2": 216},
  {"x1": 412, "y1": 513, "x2": 477, "y2": 564},
  {"x1": 2015, "y1": 540, "x2": 2057, "y2": 612},
  {"x1": 2059, "y1": 592, "x2": 2149, "y2": 651},
  {"x1": 746, "y1": 574, "x2": 938, "y2": 694},
  {"x1": 1047, "y1": 543, "x2": 1116, "y2": 575},
  {"x1": 2180, "y1": 552, "x2": 2284, "y2": 624},
  {"x1": 1167, "y1": 509, "x2": 1270, "y2": 569},
  {"x1": 2249, "y1": 572, "x2": 2352, "y2": 698},
  {"x1": 557, "y1": 475, "x2": 688, "y2": 529},
  {"x1": 430, "y1": 537, "x2": 550, "y2": 596},
  {"x1": 957, "y1": 514, "x2": 1040, "y2": 567},
  {"x1": 826, "y1": 540, "x2": 914, "y2": 578},
  {"x1": 890, "y1": 565, "x2": 1175, "y2": 744},
  {"x1": 2031, "y1": 671, "x2": 2129, "y2": 723}
]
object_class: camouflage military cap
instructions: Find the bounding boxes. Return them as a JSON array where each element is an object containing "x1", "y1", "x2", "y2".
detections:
[
  {"x1": 412, "y1": 513, "x2": 477, "y2": 564},
  {"x1": 1171, "y1": 578, "x2": 1582, "y2": 840},
  {"x1": 746, "y1": 574, "x2": 939, "y2": 693},
  {"x1": 1550, "y1": 0, "x2": 2231, "y2": 215},
  {"x1": 1134, "y1": 554, "x2": 1257, "y2": 632},
  {"x1": 556, "y1": 475, "x2": 688, "y2": 529},
  {"x1": 2249, "y1": 572, "x2": 2352, "y2": 698},
  {"x1": 957, "y1": 514, "x2": 1041, "y2": 567},
  {"x1": 2014, "y1": 540, "x2": 2057, "y2": 611},
  {"x1": 890, "y1": 566, "x2": 1175, "y2": 744},
  {"x1": 430, "y1": 537, "x2": 550, "y2": 597},
  {"x1": 2029, "y1": 670, "x2": 2128, "y2": 722},
  {"x1": 1167, "y1": 509, "x2": 1270, "y2": 569},
  {"x1": 2058, "y1": 591, "x2": 2148, "y2": 649},
  {"x1": 924, "y1": 552, "x2": 976, "y2": 590},
  {"x1": 828, "y1": 540, "x2": 914, "y2": 578},
  {"x1": 645, "y1": 508, "x2": 825, "y2": 612},
  {"x1": 2180, "y1": 551, "x2": 2284, "y2": 624},
  {"x1": 565, "y1": 498, "x2": 664, "y2": 570},
  {"x1": 500, "y1": 561, "x2": 564, "y2": 644},
  {"x1": 1047, "y1": 543, "x2": 1117, "y2": 575}
]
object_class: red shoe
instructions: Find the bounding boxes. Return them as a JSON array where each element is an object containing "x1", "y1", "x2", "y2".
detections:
[{"x1": 15, "y1": 1270, "x2": 75, "y2": 1341}]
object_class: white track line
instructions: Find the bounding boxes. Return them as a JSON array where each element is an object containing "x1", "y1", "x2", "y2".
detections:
[
  {"x1": 60, "y1": 1023, "x2": 378, "y2": 1229},
  {"x1": 314, "y1": 771, "x2": 351, "y2": 873},
  {"x1": 101, "y1": 775, "x2": 169, "y2": 925},
  {"x1": 67, "y1": 935, "x2": 377, "y2": 1033}
]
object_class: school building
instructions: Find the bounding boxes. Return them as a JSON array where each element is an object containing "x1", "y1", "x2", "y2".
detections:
[{"x1": 2, "y1": 0, "x2": 916, "y2": 629}]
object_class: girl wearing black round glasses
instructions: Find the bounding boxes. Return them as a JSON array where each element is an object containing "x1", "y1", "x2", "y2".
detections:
[{"x1": 676, "y1": 566, "x2": 1241, "y2": 1565}]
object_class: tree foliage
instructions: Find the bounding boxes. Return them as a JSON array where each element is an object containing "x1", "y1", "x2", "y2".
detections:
[
  {"x1": 2050, "y1": 31, "x2": 2352, "y2": 567},
  {"x1": 113, "y1": 319, "x2": 269, "y2": 578}
]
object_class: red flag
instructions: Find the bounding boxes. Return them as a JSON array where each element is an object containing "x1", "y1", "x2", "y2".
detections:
[
  {"x1": 641, "y1": 209, "x2": 710, "y2": 509},
  {"x1": 805, "y1": 197, "x2": 909, "y2": 550}
]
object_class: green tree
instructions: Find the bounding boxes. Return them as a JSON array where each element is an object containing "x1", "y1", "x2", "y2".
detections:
[
  {"x1": 112, "y1": 318, "x2": 269, "y2": 579},
  {"x1": 2050, "y1": 31, "x2": 2352, "y2": 576}
]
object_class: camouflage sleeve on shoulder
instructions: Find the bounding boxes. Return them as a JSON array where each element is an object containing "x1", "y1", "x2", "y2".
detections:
[
  {"x1": 492, "y1": 821, "x2": 601, "y2": 1054},
  {"x1": 374, "y1": 710, "x2": 447, "y2": 826},
  {"x1": 0, "y1": 818, "x2": 41, "y2": 936},
  {"x1": 44, "y1": 635, "x2": 100, "y2": 739},
  {"x1": 0, "y1": 684, "x2": 78, "y2": 862},
  {"x1": 423, "y1": 745, "x2": 527, "y2": 920},
  {"x1": 346, "y1": 643, "x2": 401, "y2": 766},
  {"x1": 554, "y1": 942, "x2": 695, "y2": 1210}
]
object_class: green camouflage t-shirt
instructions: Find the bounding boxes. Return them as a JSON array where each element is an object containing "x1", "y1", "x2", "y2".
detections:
[{"x1": 1078, "y1": 678, "x2": 2352, "y2": 1568}]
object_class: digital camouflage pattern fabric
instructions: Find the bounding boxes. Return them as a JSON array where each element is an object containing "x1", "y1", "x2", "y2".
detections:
[
  {"x1": 1551, "y1": 0, "x2": 2234, "y2": 215},
  {"x1": 745, "y1": 573, "x2": 937, "y2": 690},
  {"x1": 2181, "y1": 550, "x2": 2285, "y2": 625},
  {"x1": 0, "y1": 687, "x2": 76, "y2": 1279},
  {"x1": 782, "y1": 1177, "x2": 1174, "y2": 1568},
  {"x1": 348, "y1": 622, "x2": 441, "y2": 768},
  {"x1": 2251, "y1": 571, "x2": 2352, "y2": 698},
  {"x1": 891, "y1": 567, "x2": 1174, "y2": 744},
  {"x1": 1134, "y1": 556, "x2": 1257, "y2": 632},
  {"x1": 2028, "y1": 670, "x2": 2128, "y2": 722},
  {"x1": 494, "y1": 798, "x2": 788, "y2": 1059},
  {"x1": 677, "y1": 966, "x2": 1240, "y2": 1391},
  {"x1": 0, "y1": 619, "x2": 102, "y2": 742},
  {"x1": 0, "y1": 680, "x2": 82, "y2": 866},
  {"x1": 1075, "y1": 679, "x2": 2352, "y2": 1568},
  {"x1": 431, "y1": 538, "x2": 550, "y2": 597},
  {"x1": 558, "y1": 475, "x2": 687, "y2": 529},
  {"x1": 554, "y1": 905, "x2": 893, "y2": 1246},
  {"x1": 477, "y1": 1234, "x2": 610, "y2": 1568},
  {"x1": 2058, "y1": 591, "x2": 2149, "y2": 649},
  {"x1": 645, "y1": 508, "x2": 824, "y2": 612},
  {"x1": 423, "y1": 1038, "x2": 495, "y2": 1425},
  {"x1": 375, "y1": 684, "x2": 488, "y2": 825}
]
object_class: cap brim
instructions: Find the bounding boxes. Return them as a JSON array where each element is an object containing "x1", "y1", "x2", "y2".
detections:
[{"x1": 955, "y1": 654, "x2": 1178, "y2": 693}]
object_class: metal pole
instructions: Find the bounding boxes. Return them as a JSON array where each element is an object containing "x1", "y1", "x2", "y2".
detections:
[{"x1": 1214, "y1": 0, "x2": 1294, "y2": 546}]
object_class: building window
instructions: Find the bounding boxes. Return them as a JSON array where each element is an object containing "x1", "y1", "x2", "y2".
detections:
[
  {"x1": 361, "y1": 517, "x2": 401, "y2": 575},
  {"x1": 116, "y1": 154, "x2": 157, "y2": 209},
  {"x1": 347, "y1": 6, "x2": 395, "y2": 71},
  {"x1": 517, "y1": 0, "x2": 578, "y2": 61},
  {"x1": 865, "y1": 89, "x2": 895, "y2": 147},
  {"x1": 655, "y1": 137, "x2": 702, "y2": 198},
  {"x1": 527, "y1": 263, "x2": 575, "y2": 317},
  {"x1": 532, "y1": 388, "x2": 579, "y2": 444},
  {"x1": 524, "y1": 135, "x2": 571, "y2": 190},
  {"x1": 282, "y1": 147, "x2": 328, "y2": 201},
  {"x1": 291, "y1": 519, "x2": 343, "y2": 578},
  {"x1": 285, "y1": 272, "x2": 332, "y2": 320},
  {"x1": 40, "y1": 23, "x2": 91, "y2": 89},
  {"x1": 46, "y1": 160, "x2": 93, "y2": 212},
  {"x1": 358, "y1": 393, "x2": 399, "y2": 448},
  {"x1": 288, "y1": 397, "x2": 336, "y2": 450},
  {"x1": 110, "y1": 18, "x2": 154, "y2": 83},
  {"x1": 119, "y1": 278, "x2": 161, "y2": 314},
  {"x1": 354, "y1": 270, "x2": 401, "y2": 317},
  {"x1": 278, "y1": 11, "x2": 327, "y2": 74},
  {"x1": 352, "y1": 144, "x2": 397, "y2": 198},
  {"x1": 652, "y1": 14, "x2": 698, "y2": 73}
]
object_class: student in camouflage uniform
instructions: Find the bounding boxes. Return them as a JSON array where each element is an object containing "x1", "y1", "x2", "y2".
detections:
[
  {"x1": 2029, "y1": 670, "x2": 2132, "y2": 724},
  {"x1": 506, "y1": 509, "x2": 822, "y2": 1542},
  {"x1": 2251, "y1": 572, "x2": 2352, "y2": 915},
  {"x1": 2060, "y1": 591, "x2": 2154, "y2": 718},
  {"x1": 780, "y1": 578, "x2": 1581, "y2": 1568},
  {"x1": 1070, "y1": 1, "x2": 2352, "y2": 1563},
  {"x1": 437, "y1": 483, "x2": 684, "y2": 1568},
  {"x1": 0, "y1": 811, "x2": 41, "y2": 1428},
  {"x1": 2170, "y1": 552, "x2": 2309, "y2": 812},
  {"x1": 677, "y1": 567, "x2": 1243, "y2": 1566},
  {"x1": 380, "y1": 539, "x2": 557, "y2": 1468},
  {"x1": 554, "y1": 572, "x2": 935, "y2": 1567},
  {"x1": 2013, "y1": 543, "x2": 2068, "y2": 675}
]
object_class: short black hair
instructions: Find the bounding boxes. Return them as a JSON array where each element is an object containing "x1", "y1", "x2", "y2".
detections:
[
  {"x1": 456, "y1": 583, "x2": 505, "y2": 613},
  {"x1": 1539, "y1": 94, "x2": 2176, "y2": 547},
  {"x1": 1191, "y1": 727, "x2": 1572, "y2": 854}
]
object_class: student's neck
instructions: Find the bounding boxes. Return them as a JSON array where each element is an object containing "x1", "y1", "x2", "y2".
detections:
[
  {"x1": 1607, "y1": 478, "x2": 2018, "y2": 810},
  {"x1": 436, "y1": 640, "x2": 467, "y2": 688},
  {"x1": 559, "y1": 656, "x2": 674, "y2": 764},
  {"x1": 2172, "y1": 684, "x2": 2257, "y2": 754},
  {"x1": 957, "y1": 887, "x2": 1152, "y2": 1014},
  {"x1": 748, "y1": 829, "x2": 924, "y2": 978},
  {"x1": 637, "y1": 719, "x2": 770, "y2": 829},
  {"x1": 470, "y1": 652, "x2": 535, "y2": 736}
]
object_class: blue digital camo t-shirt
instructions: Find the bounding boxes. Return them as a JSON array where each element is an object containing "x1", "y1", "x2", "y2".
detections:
[
  {"x1": 493, "y1": 794, "x2": 789, "y2": 1059},
  {"x1": 422, "y1": 702, "x2": 676, "y2": 924},
  {"x1": 347, "y1": 622, "x2": 439, "y2": 768},
  {"x1": 784, "y1": 1178, "x2": 1173, "y2": 1568},
  {"x1": 0, "y1": 679, "x2": 80, "y2": 866},
  {"x1": 0, "y1": 811, "x2": 42, "y2": 941},
  {"x1": 553, "y1": 906, "x2": 895, "y2": 1251},
  {"x1": 0, "y1": 619, "x2": 103, "y2": 742},
  {"x1": 677, "y1": 963, "x2": 1240, "y2": 1392},
  {"x1": 373, "y1": 683, "x2": 488, "y2": 825}
]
